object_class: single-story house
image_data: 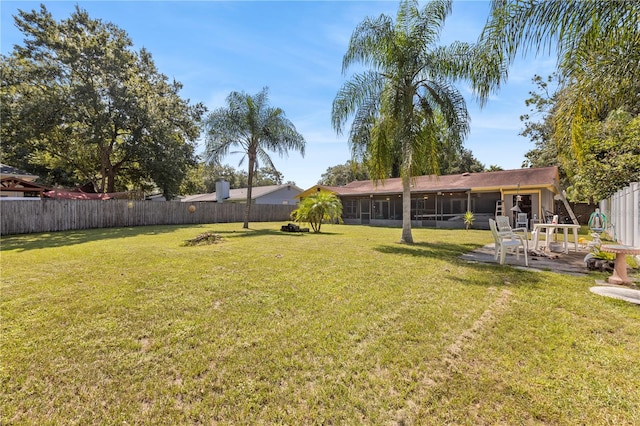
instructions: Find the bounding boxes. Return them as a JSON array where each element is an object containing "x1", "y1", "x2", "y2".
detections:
[
  {"x1": 298, "y1": 166, "x2": 561, "y2": 229},
  {"x1": 182, "y1": 181, "x2": 303, "y2": 206},
  {"x1": 0, "y1": 164, "x2": 47, "y2": 199},
  {"x1": 1, "y1": 164, "x2": 135, "y2": 200}
]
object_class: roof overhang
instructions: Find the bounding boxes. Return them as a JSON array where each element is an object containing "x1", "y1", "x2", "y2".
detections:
[
  {"x1": 299, "y1": 167, "x2": 561, "y2": 198},
  {"x1": 0, "y1": 177, "x2": 48, "y2": 194}
]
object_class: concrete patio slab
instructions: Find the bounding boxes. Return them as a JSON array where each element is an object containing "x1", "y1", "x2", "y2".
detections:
[
  {"x1": 461, "y1": 242, "x2": 592, "y2": 276},
  {"x1": 590, "y1": 285, "x2": 640, "y2": 305}
]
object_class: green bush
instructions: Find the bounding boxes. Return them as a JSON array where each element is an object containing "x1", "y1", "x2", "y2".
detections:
[
  {"x1": 291, "y1": 191, "x2": 343, "y2": 233},
  {"x1": 464, "y1": 211, "x2": 475, "y2": 230}
]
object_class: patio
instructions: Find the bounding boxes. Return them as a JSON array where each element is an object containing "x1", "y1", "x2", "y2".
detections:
[
  {"x1": 461, "y1": 240, "x2": 594, "y2": 276},
  {"x1": 462, "y1": 240, "x2": 640, "y2": 305}
]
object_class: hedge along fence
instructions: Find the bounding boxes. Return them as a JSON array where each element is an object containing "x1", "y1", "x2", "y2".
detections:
[{"x1": 0, "y1": 199, "x2": 297, "y2": 235}]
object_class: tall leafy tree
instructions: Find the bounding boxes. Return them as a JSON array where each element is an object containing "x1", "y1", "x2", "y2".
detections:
[
  {"x1": 517, "y1": 74, "x2": 580, "y2": 196},
  {"x1": 204, "y1": 87, "x2": 305, "y2": 229},
  {"x1": 519, "y1": 73, "x2": 639, "y2": 202},
  {"x1": 438, "y1": 147, "x2": 485, "y2": 175},
  {"x1": 254, "y1": 167, "x2": 284, "y2": 186},
  {"x1": 319, "y1": 161, "x2": 370, "y2": 186},
  {"x1": 0, "y1": 5, "x2": 205, "y2": 198},
  {"x1": 519, "y1": 74, "x2": 560, "y2": 169},
  {"x1": 179, "y1": 163, "x2": 287, "y2": 196},
  {"x1": 575, "y1": 110, "x2": 640, "y2": 201},
  {"x1": 332, "y1": 0, "x2": 503, "y2": 243}
]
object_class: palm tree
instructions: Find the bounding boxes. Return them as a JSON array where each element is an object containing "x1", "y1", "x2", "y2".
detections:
[
  {"x1": 291, "y1": 191, "x2": 343, "y2": 233},
  {"x1": 204, "y1": 87, "x2": 305, "y2": 228},
  {"x1": 332, "y1": 0, "x2": 503, "y2": 243},
  {"x1": 481, "y1": 0, "x2": 640, "y2": 155}
]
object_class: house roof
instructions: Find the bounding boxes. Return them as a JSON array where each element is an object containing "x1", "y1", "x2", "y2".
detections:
[
  {"x1": 182, "y1": 184, "x2": 303, "y2": 203},
  {"x1": 0, "y1": 164, "x2": 39, "y2": 181},
  {"x1": 42, "y1": 189, "x2": 131, "y2": 200},
  {"x1": 0, "y1": 177, "x2": 49, "y2": 193},
  {"x1": 43, "y1": 189, "x2": 114, "y2": 200},
  {"x1": 298, "y1": 166, "x2": 560, "y2": 198}
]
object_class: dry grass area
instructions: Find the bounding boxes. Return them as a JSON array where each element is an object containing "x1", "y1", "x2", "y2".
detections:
[{"x1": 1, "y1": 223, "x2": 639, "y2": 424}]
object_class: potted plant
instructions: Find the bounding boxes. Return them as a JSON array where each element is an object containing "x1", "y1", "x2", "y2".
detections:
[{"x1": 584, "y1": 247, "x2": 615, "y2": 272}]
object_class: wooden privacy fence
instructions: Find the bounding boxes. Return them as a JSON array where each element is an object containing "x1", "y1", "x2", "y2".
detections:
[{"x1": 0, "y1": 199, "x2": 297, "y2": 235}]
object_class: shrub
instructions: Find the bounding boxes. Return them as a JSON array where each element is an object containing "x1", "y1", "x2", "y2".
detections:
[
  {"x1": 464, "y1": 211, "x2": 475, "y2": 230},
  {"x1": 291, "y1": 191, "x2": 343, "y2": 233}
]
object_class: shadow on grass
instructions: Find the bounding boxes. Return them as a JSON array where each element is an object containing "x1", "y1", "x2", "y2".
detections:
[
  {"x1": 1, "y1": 224, "x2": 344, "y2": 252},
  {"x1": 374, "y1": 241, "x2": 483, "y2": 259},
  {"x1": 375, "y1": 241, "x2": 546, "y2": 288},
  {"x1": 0, "y1": 225, "x2": 192, "y2": 252},
  {"x1": 220, "y1": 227, "x2": 344, "y2": 238}
]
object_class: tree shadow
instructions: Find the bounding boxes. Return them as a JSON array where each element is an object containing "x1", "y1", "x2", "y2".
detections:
[
  {"x1": 1, "y1": 225, "x2": 186, "y2": 253},
  {"x1": 1, "y1": 224, "x2": 346, "y2": 252},
  {"x1": 374, "y1": 241, "x2": 483, "y2": 259},
  {"x1": 374, "y1": 241, "x2": 546, "y2": 288},
  {"x1": 223, "y1": 227, "x2": 344, "y2": 238}
]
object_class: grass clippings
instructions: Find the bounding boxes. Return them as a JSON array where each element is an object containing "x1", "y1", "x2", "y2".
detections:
[
  {"x1": 182, "y1": 231, "x2": 223, "y2": 246},
  {"x1": 1, "y1": 223, "x2": 639, "y2": 424}
]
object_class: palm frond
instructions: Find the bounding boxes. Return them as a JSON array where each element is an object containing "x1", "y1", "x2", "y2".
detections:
[
  {"x1": 482, "y1": 0, "x2": 638, "y2": 70},
  {"x1": 342, "y1": 14, "x2": 395, "y2": 74},
  {"x1": 411, "y1": 0, "x2": 452, "y2": 48},
  {"x1": 332, "y1": 70, "x2": 384, "y2": 134},
  {"x1": 418, "y1": 79, "x2": 469, "y2": 140}
]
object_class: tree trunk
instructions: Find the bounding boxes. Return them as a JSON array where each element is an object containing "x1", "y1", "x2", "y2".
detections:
[
  {"x1": 106, "y1": 167, "x2": 116, "y2": 193},
  {"x1": 243, "y1": 154, "x2": 256, "y2": 229},
  {"x1": 400, "y1": 174, "x2": 413, "y2": 243}
]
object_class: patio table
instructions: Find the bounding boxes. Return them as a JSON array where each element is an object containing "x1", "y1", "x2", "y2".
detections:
[
  {"x1": 600, "y1": 244, "x2": 640, "y2": 285},
  {"x1": 532, "y1": 223, "x2": 581, "y2": 254}
]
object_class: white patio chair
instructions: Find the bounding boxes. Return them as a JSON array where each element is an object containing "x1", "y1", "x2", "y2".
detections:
[
  {"x1": 516, "y1": 213, "x2": 528, "y2": 230},
  {"x1": 496, "y1": 214, "x2": 528, "y2": 241},
  {"x1": 489, "y1": 218, "x2": 528, "y2": 266}
]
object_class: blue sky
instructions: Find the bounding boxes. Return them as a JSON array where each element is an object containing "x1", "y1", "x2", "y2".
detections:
[{"x1": 1, "y1": 1, "x2": 556, "y2": 190}]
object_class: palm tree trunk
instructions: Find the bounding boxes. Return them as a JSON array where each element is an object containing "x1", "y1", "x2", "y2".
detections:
[
  {"x1": 243, "y1": 155, "x2": 256, "y2": 229},
  {"x1": 400, "y1": 174, "x2": 413, "y2": 243}
]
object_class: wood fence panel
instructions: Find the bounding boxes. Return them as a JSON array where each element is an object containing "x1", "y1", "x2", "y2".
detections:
[{"x1": 0, "y1": 200, "x2": 296, "y2": 235}]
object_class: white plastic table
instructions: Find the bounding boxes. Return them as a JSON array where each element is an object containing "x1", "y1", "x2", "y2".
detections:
[{"x1": 532, "y1": 223, "x2": 581, "y2": 254}]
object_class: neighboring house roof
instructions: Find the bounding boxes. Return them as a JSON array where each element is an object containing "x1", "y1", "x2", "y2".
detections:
[
  {"x1": 43, "y1": 189, "x2": 114, "y2": 200},
  {"x1": 42, "y1": 189, "x2": 131, "y2": 200},
  {"x1": 146, "y1": 193, "x2": 184, "y2": 202},
  {"x1": 299, "y1": 166, "x2": 560, "y2": 198},
  {"x1": 0, "y1": 177, "x2": 49, "y2": 194},
  {"x1": 0, "y1": 164, "x2": 39, "y2": 182},
  {"x1": 182, "y1": 184, "x2": 303, "y2": 203}
]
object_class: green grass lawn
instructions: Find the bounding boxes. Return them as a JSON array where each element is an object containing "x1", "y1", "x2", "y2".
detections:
[{"x1": 2, "y1": 223, "x2": 639, "y2": 424}]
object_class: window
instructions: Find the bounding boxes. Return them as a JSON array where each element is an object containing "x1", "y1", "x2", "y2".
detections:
[
  {"x1": 343, "y1": 199, "x2": 358, "y2": 219},
  {"x1": 451, "y1": 199, "x2": 474, "y2": 214},
  {"x1": 373, "y1": 200, "x2": 389, "y2": 219}
]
